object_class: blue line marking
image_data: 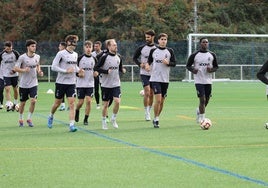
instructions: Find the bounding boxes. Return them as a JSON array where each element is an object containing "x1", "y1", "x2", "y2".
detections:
[{"x1": 37, "y1": 114, "x2": 268, "y2": 187}]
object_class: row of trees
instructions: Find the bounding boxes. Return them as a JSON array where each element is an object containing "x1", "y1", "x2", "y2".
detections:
[{"x1": 0, "y1": 0, "x2": 267, "y2": 42}]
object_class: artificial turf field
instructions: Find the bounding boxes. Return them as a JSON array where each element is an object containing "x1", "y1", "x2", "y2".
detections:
[{"x1": 1, "y1": 81, "x2": 268, "y2": 188}]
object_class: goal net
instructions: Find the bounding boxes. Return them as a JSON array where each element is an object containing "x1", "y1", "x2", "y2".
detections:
[{"x1": 185, "y1": 33, "x2": 268, "y2": 82}]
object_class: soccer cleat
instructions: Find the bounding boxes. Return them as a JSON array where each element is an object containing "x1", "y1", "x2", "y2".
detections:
[
  {"x1": 19, "y1": 120, "x2": 24, "y2": 127},
  {"x1": 75, "y1": 110, "x2": 79, "y2": 122},
  {"x1": 83, "y1": 120, "x2": 88, "y2": 125},
  {"x1": 145, "y1": 112, "x2": 151, "y2": 121},
  {"x1": 111, "y1": 118, "x2": 118, "y2": 129},
  {"x1": 27, "y1": 119, "x2": 34, "y2": 127},
  {"x1": 102, "y1": 119, "x2": 108, "y2": 130},
  {"x1": 196, "y1": 108, "x2": 200, "y2": 123},
  {"x1": 47, "y1": 116, "x2": 53, "y2": 129},
  {"x1": 152, "y1": 119, "x2": 159, "y2": 128},
  {"x1": 69, "y1": 125, "x2": 77, "y2": 132},
  {"x1": 96, "y1": 104, "x2": 100, "y2": 109},
  {"x1": 0, "y1": 104, "x2": 3, "y2": 109},
  {"x1": 59, "y1": 105, "x2": 65, "y2": 111}
]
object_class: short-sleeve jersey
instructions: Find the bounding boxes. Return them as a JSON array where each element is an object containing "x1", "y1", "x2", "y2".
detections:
[
  {"x1": 96, "y1": 52, "x2": 122, "y2": 88},
  {"x1": 52, "y1": 49, "x2": 79, "y2": 85},
  {"x1": 76, "y1": 54, "x2": 97, "y2": 88},
  {"x1": 0, "y1": 50, "x2": 20, "y2": 77},
  {"x1": 148, "y1": 47, "x2": 176, "y2": 83},
  {"x1": 133, "y1": 44, "x2": 156, "y2": 76},
  {"x1": 15, "y1": 53, "x2": 40, "y2": 88},
  {"x1": 187, "y1": 50, "x2": 217, "y2": 84}
]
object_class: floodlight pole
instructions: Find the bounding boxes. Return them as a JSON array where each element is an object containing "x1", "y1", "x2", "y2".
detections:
[{"x1": 83, "y1": 0, "x2": 86, "y2": 44}]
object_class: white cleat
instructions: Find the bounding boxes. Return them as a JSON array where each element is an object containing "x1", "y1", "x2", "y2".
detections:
[
  {"x1": 102, "y1": 120, "x2": 108, "y2": 130},
  {"x1": 111, "y1": 119, "x2": 118, "y2": 129}
]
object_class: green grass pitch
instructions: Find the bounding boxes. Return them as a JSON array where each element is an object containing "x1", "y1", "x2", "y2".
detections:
[{"x1": 1, "y1": 81, "x2": 268, "y2": 188}]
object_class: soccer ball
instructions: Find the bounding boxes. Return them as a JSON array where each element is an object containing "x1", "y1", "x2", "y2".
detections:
[
  {"x1": 200, "y1": 118, "x2": 212, "y2": 130},
  {"x1": 139, "y1": 89, "x2": 144, "y2": 97},
  {"x1": 15, "y1": 103, "x2": 20, "y2": 112},
  {"x1": 5, "y1": 101, "x2": 14, "y2": 111},
  {"x1": 264, "y1": 123, "x2": 268, "y2": 129}
]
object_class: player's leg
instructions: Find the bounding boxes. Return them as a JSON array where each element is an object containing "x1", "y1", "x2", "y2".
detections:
[
  {"x1": 0, "y1": 78, "x2": 4, "y2": 109},
  {"x1": 141, "y1": 75, "x2": 151, "y2": 121},
  {"x1": 151, "y1": 82, "x2": 162, "y2": 128},
  {"x1": 18, "y1": 87, "x2": 28, "y2": 127},
  {"x1": 26, "y1": 86, "x2": 38, "y2": 127},
  {"x1": 48, "y1": 83, "x2": 65, "y2": 128},
  {"x1": 94, "y1": 76, "x2": 100, "y2": 109},
  {"x1": 83, "y1": 88, "x2": 93, "y2": 125},
  {"x1": 75, "y1": 88, "x2": 85, "y2": 123},
  {"x1": 66, "y1": 84, "x2": 77, "y2": 132}
]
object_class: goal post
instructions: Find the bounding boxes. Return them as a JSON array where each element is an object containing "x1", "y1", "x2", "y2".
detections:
[{"x1": 186, "y1": 33, "x2": 268, "y2": 82}]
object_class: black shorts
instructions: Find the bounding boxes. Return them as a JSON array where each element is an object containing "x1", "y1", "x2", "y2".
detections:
[
  {"x1": 195, "y1": 84, "x2": 212, "y2": 98},
  {"x1": 0, "y1": 78, "x2": 4, "y2": 90},
  {"x1": 151, "y1": 82, "x2": 169, "y2": 98},
  {"x1": 76, "y1": 87, "x2": 94, "y2": 99},
  {"x1": 101, "y1": 87, "x2": 121, "y2": 101},
  {"x1": 19, "y1": 86, "x2": 38, "y2": 102},
  {"x1": 140, "y1": 75, "x2": 151, "y2": 87},
  {"x1": 55, "y1": 83, "x2": 76, "y2": 99},
  {"x1": 4, "y1": 76, "x2": 18, "y2": 87}
]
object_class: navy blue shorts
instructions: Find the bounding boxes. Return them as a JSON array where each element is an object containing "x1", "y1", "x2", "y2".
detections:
[
  {"x1": 140, "y1": 75, "x2": 151, "y2": 87},
  {"x1": 55, "y1": 83, "x2": 76, "y2": 99},
  {"x1": 101, "y1": 87, "x2": 121, "y2": 101},
  {"x1": 19, "y1": 86, "x2": 38, "y2": 102},
  {"x1": 76, "y1": 87, "x2": 94, "y2": 99},
  {"x1": 195, "y1": 84, "x2": 212, "y2": 98},
  {"x1": 151, "y1": 82, "x2": 169, "y2": 98},
  {"x1": 4, "y1": 76, "x2": 18, "y2": 87},
  {"x1": 0, "y1": 78, "x2": 4, "y2": 90}
]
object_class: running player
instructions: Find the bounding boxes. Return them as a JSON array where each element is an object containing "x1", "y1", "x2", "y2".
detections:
[
  {"x1": 133, "y1": 29, "x2": 156, "y2": 121},
  {"x1": 146, "y1": 33, "x2": 176, "y2": 128},
  {"x1": 47, "y1": 35, "x2": 84, "y2": 132},
  {"x1": 13, "y1": 39, "x2": 43, "y2": 127},
  {"x1": 75, "y1": 40, "x2": 98, "y2": 125},
  {"x1": 186, "y1": 37, "x2": 218, "y2": 124},
  {"x1": 95, "y1": 39, "x2": 126, "y2": 130},
  {"x1": 0, "y1": 41, "x2": 20, "y2": 111}
]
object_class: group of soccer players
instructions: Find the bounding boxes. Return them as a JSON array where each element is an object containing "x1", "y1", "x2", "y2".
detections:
[{"x1": 1, "y1": 30, "x2": 224, "y2": 131}]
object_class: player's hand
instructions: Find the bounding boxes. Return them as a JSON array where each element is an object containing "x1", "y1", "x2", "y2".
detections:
[
  {"x1": 140, "y1": 62, "x2": 146, "y2": 69},
  {"x1": 38, "y1": 70, "x2": 44, "y2": 76},
  {"x1": 145, "y1": 64, "x2": 150, "y2": 72},
  {"x1": 78, "y1": 69, "x2": 85, "y2": 77},
  {"x1": 122, "y1": 68, "x2": 126, "y2": 74},
  {"x1": 93, "y1": 71, "x2": 99, "y2": 77},
  {"x1": 24, "y1": 67, "x2": 30, "y2": 73},
  {"x1": 66, "y1": 67, "x2": 75, "y2": 73},
  {"x1": 207, "y1": 67, "x2": 213, "y2": 73},
  {"x1": 162, "y1": 58, "x2": 169, "y2": 65},
  {"x1": 192, "y1": 69, "x2": 198, "y2": 74}
]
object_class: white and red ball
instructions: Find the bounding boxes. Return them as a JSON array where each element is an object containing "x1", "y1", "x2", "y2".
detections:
[
  {"x1": 200, "y1": 118, "x2": 212, "y2": 130},
  {"x1": 5, "y1": 101, "x2": 14, "y2": 111},
  {"x1": 139, "y1": 89, "x2": 144, "y2": 97}
]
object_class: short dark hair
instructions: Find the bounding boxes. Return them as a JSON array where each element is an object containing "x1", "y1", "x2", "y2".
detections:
[
  {"x1": 199, "y1": 37, "x2": 208, "y2": 43},
  {"x1": 65, "y1": 35, "x2": 79, "y2": 43},
  {"x1": 4, "y1": 41, "x2": 12, "y2": 47},
  {"x1": 94, "y1": 41, "x2": 102, "y2": 46},
  {"x1": 157, "y1": 33, "x2": 168, "y2": 39},
  {"x1": 59, "y1": 41, "x2": 67, "y2": 47},
  {"x1": 25, "y1": 39, "x2": 37, "y2": 47},
  {"x1": 84, "y1": 40, "x2": 93, "y2": 47},
  {"x1": 145, "y1": 29, "x2": 155, "y2": 36}
]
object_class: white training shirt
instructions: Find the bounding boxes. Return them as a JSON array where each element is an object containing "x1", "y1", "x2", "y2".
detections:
[
  {"x1": 15, "y1": 53, "x2": 40, "y2": 88},
  {"x1": 52, "y1": 49, "x2": 79, "y2": 85}
]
